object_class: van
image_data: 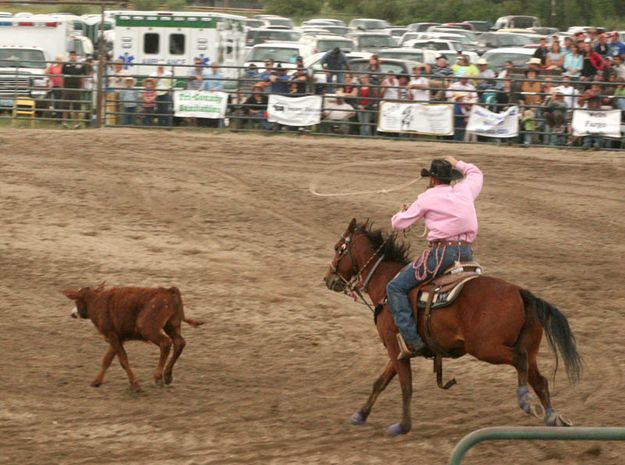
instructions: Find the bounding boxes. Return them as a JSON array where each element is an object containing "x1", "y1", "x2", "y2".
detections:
[
  {"x1": 493, "y1": 16, "x2": 540, "y2": 30},
  {"x1": 112, "y1": 11, "x2": 246, "y2": 79}
]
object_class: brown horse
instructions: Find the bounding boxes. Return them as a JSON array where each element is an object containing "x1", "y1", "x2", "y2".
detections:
[{"x1": 323, "y1": 219, "x2": 581, "y2": 436}]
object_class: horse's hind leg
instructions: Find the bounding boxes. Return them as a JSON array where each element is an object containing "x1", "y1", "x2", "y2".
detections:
[
  {"x1": 513, "y1": 325, "x2": 545, "y2": 419},
  {"x1": 528, "y1": 351, "x2": 572, "y2": 426},
  {"x1": 351, "y1": 360, "x2": 396, "y2": 425}
]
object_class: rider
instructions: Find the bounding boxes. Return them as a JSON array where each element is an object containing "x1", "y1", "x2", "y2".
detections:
[{"x1": 387, "y1": 156, "x2": 483, "y2": 360}]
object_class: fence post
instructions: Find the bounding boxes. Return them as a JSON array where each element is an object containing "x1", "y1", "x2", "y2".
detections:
[{"x1": 448, "y1": 427, "x2": 625, "y2": 465}]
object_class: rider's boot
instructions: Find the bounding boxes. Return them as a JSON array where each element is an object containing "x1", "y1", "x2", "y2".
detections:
[{"x1": 396, "y1": 333, "x2": 427, "y2": 360}]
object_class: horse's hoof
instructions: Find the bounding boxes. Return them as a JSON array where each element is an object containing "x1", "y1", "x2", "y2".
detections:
[
  {"x1": 91, "y1": 380, "x2": 102, "y2": 388},
  {"x1": 545, "y1": 411, "x2": 573, "y2": 427},
  {"x1": 164, "y1": 373, "x2": 173, "y2": 385},
  {"x1": 387, "y1": 423, "x2": 408, "y2": 437},
  {"x1": 529, "y1": 403, "x2": 545, "y2": 420},
  {"x1": 350, "y1": 411, "x2": 367, "y2": 425}
]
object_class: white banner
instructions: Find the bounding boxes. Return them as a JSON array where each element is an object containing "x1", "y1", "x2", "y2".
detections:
[
  {"x1": 377, "y1": 102, "x2": 454, "y2": 135},
  {"x1": 173, "y1": 90, "x2": 228, "y2": 118},
  {"x1": 267, "y1": 94, "x2": 322, "y2": 126},
  {"x1": 466, "y1": 105, "x2": 519, "y2": 138},
  {"x1": 572, "y1": 109, "x2": 622, "y2": 138}
]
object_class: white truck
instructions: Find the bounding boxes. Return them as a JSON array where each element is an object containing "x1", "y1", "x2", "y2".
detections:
[
  {"x1": 0, "y1": 16, "x2": 92, "y2": 109},
  {"x1": 111, "y1": 11, "x2": 246, "y2": 81}
]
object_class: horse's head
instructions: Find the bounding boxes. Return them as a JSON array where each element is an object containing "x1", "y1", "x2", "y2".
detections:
[
  {"x1": 324, "y1": 218, "x2": 374, "y2": 292},
  {"x1": 63, "y1": 287, "x2": 93, "y2": 319}
]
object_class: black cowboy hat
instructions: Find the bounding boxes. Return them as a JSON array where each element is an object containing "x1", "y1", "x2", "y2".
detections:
[{"x1": 421, "y1": 159, "x2": 463, "y2": 182}]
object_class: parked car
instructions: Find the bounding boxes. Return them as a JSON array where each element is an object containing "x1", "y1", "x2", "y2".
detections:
[
  {"x1": 415, "y1": 32, "x2": 479, "y2": 52},
  {"x1": 398, "y1": 32, "x2": 421, "y2": 46},
  {"x1": 245, "y1": 28, "x2": 302, "y2": 48},
  {"x1": 244, "y1": 18, "x2": 266, "y2": 29},
  {"x1": 466, "y1": 20, "x2": 492, "y2": 33},
  {"x1": 425, "y1": 28, "x2": 480, "y2": 51},
  {"x1": 481, "y1": 47, "x2": 535, "y2": 70},
  {"x1": 386, "y1": 27, "x2": 410, "y2": 44},
  {"x1": 245, "y1": 42, "x2": 313, "y2": 70},
  {"x1": 407, "y1": 22, "x2": 440, "y2": 32},
  {"x1": 302, "y1": 18, "x2": 346, "y2": 27},
  {"x1": 404, "y1": 39, "x2": 463, "y2": 51},
  {"x1": 300, "y1": 34, "x2": 354, "y2": 53},
  {"x1": 349, "y1": 32, "x2": 395, "y2": 52},
  {"x1": 253, "y1": 15, "x2": 294, "y2": 29},
  {"x1": 377, "y1": 48, "x2": 426, "y2": 63},
  {"x1": 477, "y1": 32, "x2": 536, "y2": 51},
  {"x1": 440, "y1": 22, "x2": 475, "y2": 31},
  {"x1": 300, "y1": 27, "x2": 333, "y2": 37},
  {"x1": 422, "y1": 49, "x2": 479, "y2": 65},
  {"x1": 322, "y1": 25, "x2": 349, "y2": 37},
  {"x1": 348, "y1": 57, "x2": 421, "y2": 76},
  {"x1": 493, "y1": 15, "x2": 540, "y2": 30},
  {"x1": 348, "y1": 18, "x2": 390, "y2": 31}
]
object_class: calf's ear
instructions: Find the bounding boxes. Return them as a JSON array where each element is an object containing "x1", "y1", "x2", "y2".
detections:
[{"x1": 63, "y1": 289, "x2": 80, "y2": 300}]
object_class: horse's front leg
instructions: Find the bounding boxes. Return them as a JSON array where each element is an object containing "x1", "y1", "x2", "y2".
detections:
[
  {"x1": 388, "y1": 358, "x2": 412, "y2": 436},
  {"x1": 351, "y1": 360, "x2": 396, "y2": 425}
]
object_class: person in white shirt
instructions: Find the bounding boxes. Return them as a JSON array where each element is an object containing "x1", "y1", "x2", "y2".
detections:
[
  {"x1": 555, "y1": 75, "x2": 580, "y2": 110},
  {"x1": 321, "y1": 92, "x2": 356, "y2": 134},
  {"x1": 408, "y1": 65, "x2": 429, "y2": 103},
  {"x1": 381, "y1": 71, "x2": 400, "y2": 100},
  {"x1": 446, "y1": 76, "x2": 477, "y2": 103},
  {"x1": 150, "y1": 64, "x2": 173, "y2": 127}
]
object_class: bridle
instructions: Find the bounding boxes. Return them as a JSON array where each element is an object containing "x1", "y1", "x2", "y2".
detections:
[{"x1": 328, "y1": 230, "x2": 387, "y2": 312}]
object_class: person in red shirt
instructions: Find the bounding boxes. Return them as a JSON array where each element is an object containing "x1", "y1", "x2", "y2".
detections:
[
  {"x1": 45, "y1": 55, "x2": 64, "y2": 119},
  {"x1": 142, "y1": 78, "x2": 157, "y2": 126}
]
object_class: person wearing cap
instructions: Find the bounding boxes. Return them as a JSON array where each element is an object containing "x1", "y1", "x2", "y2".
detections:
[
  {"x1": 107, "y1": 59, "x2": 128, "y2": 91},
  {"x1": 476, "y1": 58, "x2": 495, "y2": 91},
  {"x1": 320, "y1": 47, "x2": 349, "y2": 93},
  {"x1": 119, "y1": 76, "x2": 138, "y2": 126},
  {"x1": 387, "y1": 157, "x2": 483, "y2": 359},
  {"x1": 187, "y1": 57, "x2": 207, "y2": 90},
  {"x1": 150, "y1": 64, "x2": 173, "y2": 127},
  {"x1": 269, "y1": 63, "x2": 290, "y2": 95},
  {"x1": 61, "y1": 50, "x2": 87, "y2": 129},
  {"x1": 291, "y1": 56, "x2": 310, "y2": 95},
  {"x1": 608, "y1": 32, "x2": 625, "y2": 60},
  {"x1": 533, "y1": 37, "x2": 550, "y2": 65}
]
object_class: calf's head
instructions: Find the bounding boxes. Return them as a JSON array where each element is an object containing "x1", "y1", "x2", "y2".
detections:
[{"x1": 63, "y1": 288, "x2": 90, "y2": 319}]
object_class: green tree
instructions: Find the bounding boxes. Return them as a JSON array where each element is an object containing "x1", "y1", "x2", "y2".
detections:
[
  {"x1": 133, "y1": 0, "x2": 161, "y2": 10},
  {"x1": 264, "y1": 0, "x2": 323, "y2": 17}
]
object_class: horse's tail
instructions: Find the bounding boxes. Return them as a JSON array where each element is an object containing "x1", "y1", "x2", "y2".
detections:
[
  {"x1": 520, "y1": 289, "x2": 582, "y2": 384},
  {"x1": 168, "y1": 287, "x2": 204, "y2": 328}
]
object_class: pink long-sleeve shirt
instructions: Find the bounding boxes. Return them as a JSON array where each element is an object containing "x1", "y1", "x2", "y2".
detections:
[{"x1": 391, "y1": 161, "x2": 483, "y2": 242}]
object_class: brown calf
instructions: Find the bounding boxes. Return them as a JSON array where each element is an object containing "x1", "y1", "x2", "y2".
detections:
[{"x1": 63, "y1": 285, "x2": 203, "y2": 391}]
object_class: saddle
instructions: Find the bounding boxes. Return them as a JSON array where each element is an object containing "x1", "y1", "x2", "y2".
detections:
[{"x1": 416, "y1": 261, "x2": 483, "y2": 310}]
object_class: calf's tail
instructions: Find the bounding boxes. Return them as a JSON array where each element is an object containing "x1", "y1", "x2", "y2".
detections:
[{"x1": 169, "y1": 286, "x2": 204, "y2": 328}]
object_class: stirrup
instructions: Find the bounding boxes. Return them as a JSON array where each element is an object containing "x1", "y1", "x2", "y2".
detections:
[{"x1": 396, "y1": 333, "x2": 423, "y2": 360}]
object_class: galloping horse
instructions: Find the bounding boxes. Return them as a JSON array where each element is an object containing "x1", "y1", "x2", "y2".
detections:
[{"x1": 324, "y1": 219, "x2": 582, "y2": 436}]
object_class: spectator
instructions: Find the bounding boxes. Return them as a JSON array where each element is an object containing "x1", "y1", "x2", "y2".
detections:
[
  {"x1": 340, "y1": 73, "x2": 359, "y2": 134},
  {"x1": 613, "y1": 79, "x2": 625, "y2": 114},
  {"x1": 476, "y1": 58, "x2": 495, "y2": 90},
  {"x1": 555, "y1": 75, "x2": 580, "y2": 110},
  {"x1": 431, "y1": 55, "x2": 454, "y2": 78},
  {"x1": 577, "y1": 79, "x2": 607, "y2": 148},
  {"x1": 446, "y1": 76, "x2": 477, "y2": 103},
  {"x1": 521, "y1": 108, "x2": 537, "y2": 146},
  {"x1": 587, "y1": 28, "x2": 599, "y2": 46},
  {"x1": 497, "y1": 60, "x2": 514, "y2": 82},
  {"x1": 563, "y1": 36, "x2": 573, "y2": 54},
  {"x1": 533, "y1": 37, "x2": 550, "y2": 65},
  {"x1": 320, "y1": 91, "x2": 355, "y2": 134},
  {"x1": 526, "y1": 57, "x2": 543, "y2": 71},
  {"x1": 519, "y1": 68, "x2": 543, "y2": 144},
  {"x1": 150, "y1": 64, "x2": 173, "y2": 127},
  {"x1": 356, "y1": 73, "x2": 375, "y2": 136},
  {"x1": 396, "y1": 73, "x2": 412, "y2": 101},
  {"x1": 563, "y1": 44, "x2": 583, "y2": 78},
  {"x1": 320, "y1": 47, "x2": 349, "y2": 93},
  {"x1": 608, "y1": 32, "x2": 625, "y2": 60},
  {"x1": 612, "y1": 55, "x2": 625, "y2": 80},
  {"x1": 290, "y1": 56, "x2": 310, "y2": 94},
  {"x1": 495, "y1": 79, "x2": 513, "y2": 113},
  {"x1": 269, "y1": 64, "x2": 290, "y2": 94},
  {"x1": 581, "y1": 40, "x2": 606, "y2": 81},
  {"x1": 45, "y1": 55, "x2": 64, "y2": 119},
  {"x1": 187, "y1": 57, "x2": 207, "y2": 90},
  {"x1": 203, "y1": 62, "x2": 224, "y2": 91},
  {"x1": 546, "y1": 42, "x2": 565, "y2": 70},
  {"x1": 408, "y1": 65, "x2": 429, "y2": 103},
  {"x1": 595, "y1": 33, "x2": 610, "y2": 58},
  {"x1": 61, "y1": 50, "x2": 87, "y2": 129},
  {"x1": 107, "y1": 59, "x2": 128, "y2": 90},
  {"x1": 242, "y1": 84, "x2": 270, "y2": 130},
  {"x1": 543, "y1": 90, "x2": 568, "y2": 145},
  {"x1": 452, "y1": 54, "x2": 478, "y2": 78},
  {"x1": 119, "y1": 76, "x2": 138, "y2": 126},
  {"x1": 240, "y1": 63, "x2": 260, "y2": 97},
  {"x1": 142, "y1": 77, "x2": 157, "y2": 126},
  {"x1": 451, "y1": 95, "x2": 470, "y2": 141},
  {"x1": 381, "y1": 70, "x2": 400, "y2": 100}
]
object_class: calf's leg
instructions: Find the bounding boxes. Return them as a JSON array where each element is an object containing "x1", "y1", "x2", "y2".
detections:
[
  {"x1": 91, "y1": 345, "x2": 116, "y2": 387},
  {"x1": 163, "y1": 325, "x2": 186, "y2": 385},
  {"x1": 108, "y1": 335, "x2": 140, "y2": 391}
]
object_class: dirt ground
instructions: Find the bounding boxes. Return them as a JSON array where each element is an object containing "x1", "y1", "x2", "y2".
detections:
[{"x1": 1, "y1": 128, "x2": 624, "y2": 465}]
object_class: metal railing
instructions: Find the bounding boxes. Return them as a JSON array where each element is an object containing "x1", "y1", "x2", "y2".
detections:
[{"x1": 448, "y1": 426, "x2": 625, "y2": 465}]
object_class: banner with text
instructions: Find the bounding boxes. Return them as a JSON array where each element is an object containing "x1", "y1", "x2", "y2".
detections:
[
  {"x1": 572, "y1": 109, "x2": 622, "y2": 138},
  {"x1": 466, "y1": 105, "x2": 519, "y2": 138},
  {"x1": 267, "y1": 94, "x2": 322, "y2": 126},
  {"x1": 173, "y1": 90, "x2": 228, "y2": 119},
  {"x1": 377, "y1": 102, "x2": 454, "y2": 135}
]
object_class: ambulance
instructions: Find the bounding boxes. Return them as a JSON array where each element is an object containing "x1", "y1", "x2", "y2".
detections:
[
  {"x1": 111, "y1": 11, "x2": 246, "y2": 80},
  {"x1": 0, "y1": 16, "x2": 93, "y2": 109}
]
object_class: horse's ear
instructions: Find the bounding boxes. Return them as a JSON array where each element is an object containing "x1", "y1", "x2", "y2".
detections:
[
  {"x1": 348, "y1": 218, "x2": 357, "y2": 232},
  {"x1": 63, "y1": 289, "x2": 80, "y2": 300}
]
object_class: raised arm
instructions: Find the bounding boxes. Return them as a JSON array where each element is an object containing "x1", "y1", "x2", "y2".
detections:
[{"x1": 447, "y1": 156, "x2": 483, "y2": 200}]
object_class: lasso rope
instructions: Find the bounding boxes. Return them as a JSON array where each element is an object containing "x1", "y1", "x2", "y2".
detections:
[{"x1": 308, "y1": 159, "x2": 423, "y2": 197}]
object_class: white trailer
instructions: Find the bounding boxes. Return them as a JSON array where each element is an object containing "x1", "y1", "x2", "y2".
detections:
[{"x1": 111, "y1": 11, "x2": 246, "y2": 80}]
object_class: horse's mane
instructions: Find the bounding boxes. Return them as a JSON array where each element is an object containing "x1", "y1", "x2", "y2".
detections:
[{"x1": 355, "y1": 220, "x2": 412, "y2": 266}]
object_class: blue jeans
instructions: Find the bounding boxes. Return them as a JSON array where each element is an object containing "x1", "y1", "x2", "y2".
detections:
[
  {"x1": 325, "y1": 71, "x2": 344, "y2": 93},
  {"x1": 386, "y1": 244, "x2": 473, "y2": 345},
  {"x1": 121, "y1": 106, "x2": 136, "y2": 126}
]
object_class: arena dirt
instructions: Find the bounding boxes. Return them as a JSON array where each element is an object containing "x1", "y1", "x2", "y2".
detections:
[{"x1": 1, "y1": 128, "x2": 624, "y2": 465}]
